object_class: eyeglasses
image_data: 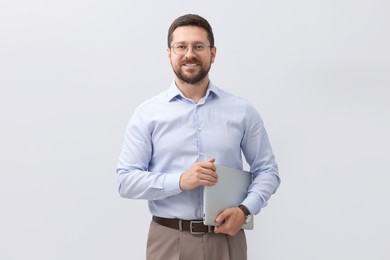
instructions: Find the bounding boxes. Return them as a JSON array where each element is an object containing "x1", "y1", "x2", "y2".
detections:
[{"x1": 170, "y1": 42, "x2": 211, "y2": 55}]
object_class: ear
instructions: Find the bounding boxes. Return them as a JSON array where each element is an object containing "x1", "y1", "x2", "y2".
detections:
[
  {"x1": 211, "y1": 46, "x2": 217, "y2": 63},
  {"x1": 167, "y1": 48, "x2": 172, "y2": 60}
]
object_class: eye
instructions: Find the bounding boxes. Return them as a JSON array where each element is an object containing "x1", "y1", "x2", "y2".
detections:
[
  {"x1": 194, "y1": 44, "x2": 205, "y2": 50},
  {"x1": 175, "y1": 44, "x2": 187, "y2": 50}
]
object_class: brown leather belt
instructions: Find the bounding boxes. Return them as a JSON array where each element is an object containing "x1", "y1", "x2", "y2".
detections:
[{"x1": 152, "y1": 216, "x2": 214, "y2": 235}]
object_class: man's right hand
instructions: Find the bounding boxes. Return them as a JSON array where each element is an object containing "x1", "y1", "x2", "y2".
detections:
[{"x1": 179, "y1": 158, "x2": 218, "y2": 190}]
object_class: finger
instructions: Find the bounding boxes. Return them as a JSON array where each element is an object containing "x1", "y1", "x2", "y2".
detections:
[
  {"x1": 202, "y1": 179, "x2": 216, "y2": 186},
  {"x1": 214, "y1": 225, "x2": 224, "y2": 234},
  {"x1": 206, "y1": 157, "x2": 216, "y2": 163},
  {"x1": 208, "y1": 158, "x2": 216, "y2": 171},
  {"x1": 199, "y1": 172, "x2": 218, "y2": 186},
  {"x1": 216, "y1": 210, "x2": 228, "y2": 223},
  {"x1": 199, "y1": 173, "x2": 218, "y2": 185},
  {"x1": 200, "y1": 161, "x2": 216, "y2": 171},
  {"x1": 202, "y1": 158, "x2": 216, "y2": 171},
  {"x1": 200, "y1": 168, "x2": 218, "y2": 178}
]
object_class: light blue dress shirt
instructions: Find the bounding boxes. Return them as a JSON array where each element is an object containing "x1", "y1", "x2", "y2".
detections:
[{"x1": 117, "y1": 82, "x2": 280, "y2": 220}]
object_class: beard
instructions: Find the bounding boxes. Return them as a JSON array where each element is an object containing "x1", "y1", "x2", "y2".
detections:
[{"x1": 172, "y1": 58, "x2": 212, "y2": 85}]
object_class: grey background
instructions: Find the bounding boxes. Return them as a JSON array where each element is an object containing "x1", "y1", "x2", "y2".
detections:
[{"x1": 1, "y1": 0, "x2": 389, "y2": 259}]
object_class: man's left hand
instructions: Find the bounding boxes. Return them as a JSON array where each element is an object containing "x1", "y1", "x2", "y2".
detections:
[{"x1": 213, "y1": 207, "x2": 245, "y2": 236}]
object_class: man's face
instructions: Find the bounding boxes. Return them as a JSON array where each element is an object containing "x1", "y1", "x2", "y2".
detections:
[{"x1": 168, "y1": 26, "x2": 216, "y2": 85}]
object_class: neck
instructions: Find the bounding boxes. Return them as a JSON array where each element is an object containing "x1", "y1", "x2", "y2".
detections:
[{"x1": 175, "y1": 77, "x2": 210, "y2": 103}]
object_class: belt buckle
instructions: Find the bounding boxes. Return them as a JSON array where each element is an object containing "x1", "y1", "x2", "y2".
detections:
[{"x1": 190, "y1": 220, "x2": 207, "y2": 235}]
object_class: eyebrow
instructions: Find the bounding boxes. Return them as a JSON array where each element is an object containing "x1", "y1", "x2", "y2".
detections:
[{"x1": 172, "y1": 41, "x2": 207, "y2": 45}]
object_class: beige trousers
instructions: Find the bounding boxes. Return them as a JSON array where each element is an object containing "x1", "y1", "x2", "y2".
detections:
[{"x1": 146, "y1": 220, "x2": 247, "y2": 260}]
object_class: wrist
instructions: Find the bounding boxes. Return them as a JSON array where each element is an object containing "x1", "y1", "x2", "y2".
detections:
[
  {"x1": 238, "y1": 204, "x2": 253, "y2": 225},
  {"x1": 237, "y1": 204, "x2": 250, "y2": 216}
]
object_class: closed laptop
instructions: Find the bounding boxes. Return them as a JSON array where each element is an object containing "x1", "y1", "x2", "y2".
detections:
[{"x1": 203, "y1": 165, "x2": 254, "y2": 229}]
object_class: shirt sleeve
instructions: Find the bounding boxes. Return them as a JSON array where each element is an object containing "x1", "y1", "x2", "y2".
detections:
[
  {"x1": 240, "y1": 103, "x2": 281, "y2": 215},
  {"x1": 116, "y1": 107, "x2": 182, "y2": 200}
]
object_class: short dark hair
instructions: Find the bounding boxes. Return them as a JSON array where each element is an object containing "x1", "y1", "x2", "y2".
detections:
[{"x1": 167, "y1": 14, "x2": 214, "y2": 48}]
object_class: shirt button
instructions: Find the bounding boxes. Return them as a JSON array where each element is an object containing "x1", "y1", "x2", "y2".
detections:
[
  {"x1": 199, "y1": 152, "x2": 204, "y2": 157},
  {"x1": 198, "y1": 127, "x2": 202, "y2": 132}
]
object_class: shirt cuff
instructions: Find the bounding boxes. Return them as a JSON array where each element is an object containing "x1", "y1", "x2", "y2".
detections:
[
  {"x1": 241, "y1": 192, "x2": 266, "y2": 215},
  {"x1": 163, "y1": 172, "x2": 182, "y2": 197}
]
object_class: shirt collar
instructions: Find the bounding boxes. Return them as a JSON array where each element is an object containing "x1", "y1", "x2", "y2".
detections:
[{"x1": 166, "y1": 81, "x2": 220, "y2": 103}]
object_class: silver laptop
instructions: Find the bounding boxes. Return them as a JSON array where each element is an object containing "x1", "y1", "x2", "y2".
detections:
[{"x1": 203, "y1": 165, "x2": 254, "y2": 229}]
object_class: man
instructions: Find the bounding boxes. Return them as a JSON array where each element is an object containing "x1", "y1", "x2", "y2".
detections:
[{"x1": 117, "y1": 14, "x2": 280, "y2": 260}]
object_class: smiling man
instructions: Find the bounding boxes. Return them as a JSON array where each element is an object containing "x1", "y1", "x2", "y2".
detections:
[
  {"x1": 117, "y1": 14, "x2": 280, "y2": 260},
  {"x1": 169, "y1": 26, "x2": 214, "y2": 87}
]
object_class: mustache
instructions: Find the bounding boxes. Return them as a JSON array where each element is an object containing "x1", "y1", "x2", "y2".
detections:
[{"x1": 182, "y1": 58, "x2": 201, "y2": 63}]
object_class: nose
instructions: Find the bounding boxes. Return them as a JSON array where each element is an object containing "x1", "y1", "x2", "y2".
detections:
[{"x1": 184, "y1": 46, "x2": 197, "y2": 58}]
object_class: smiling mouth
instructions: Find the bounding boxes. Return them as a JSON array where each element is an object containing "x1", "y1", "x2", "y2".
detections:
[{"x1": 183, "y1": 63, "x2": 198, "y2": 67}]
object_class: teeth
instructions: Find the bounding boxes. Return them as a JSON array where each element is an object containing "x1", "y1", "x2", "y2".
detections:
[{"x1": 184, "y1": 64, "x2": 197, "y2": 66}]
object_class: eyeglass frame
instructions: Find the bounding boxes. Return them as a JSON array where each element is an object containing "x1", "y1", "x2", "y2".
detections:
[{"x1": 170, "y1": 41, "x2": 212, "y2": 55}]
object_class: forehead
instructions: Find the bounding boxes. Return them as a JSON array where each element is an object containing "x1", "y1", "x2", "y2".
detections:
[{"x1": 171, "y1": 26, "x2": 208, "y2": 43}]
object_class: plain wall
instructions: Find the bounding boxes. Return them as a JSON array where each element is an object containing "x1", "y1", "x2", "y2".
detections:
[{"x1": 1, "y1": 0, "x2": 389, "y2": 259}]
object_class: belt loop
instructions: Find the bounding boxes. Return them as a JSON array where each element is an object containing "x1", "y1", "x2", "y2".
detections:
[
  {"x1": 178, "y1": 219, "x2": 183, "y2": 231},
  {"x1": 208, "y1": 225, "x2": 213, "y2": 233}
]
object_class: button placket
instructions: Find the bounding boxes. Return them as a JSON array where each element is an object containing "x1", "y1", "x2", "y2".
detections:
[{"x1": 195, "y1": 106, "x2": 203, "y2": 161}]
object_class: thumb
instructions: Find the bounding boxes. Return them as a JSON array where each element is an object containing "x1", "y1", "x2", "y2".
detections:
[{"x1": 215, "y1": 210, "x2": 227, "y2": 223}]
